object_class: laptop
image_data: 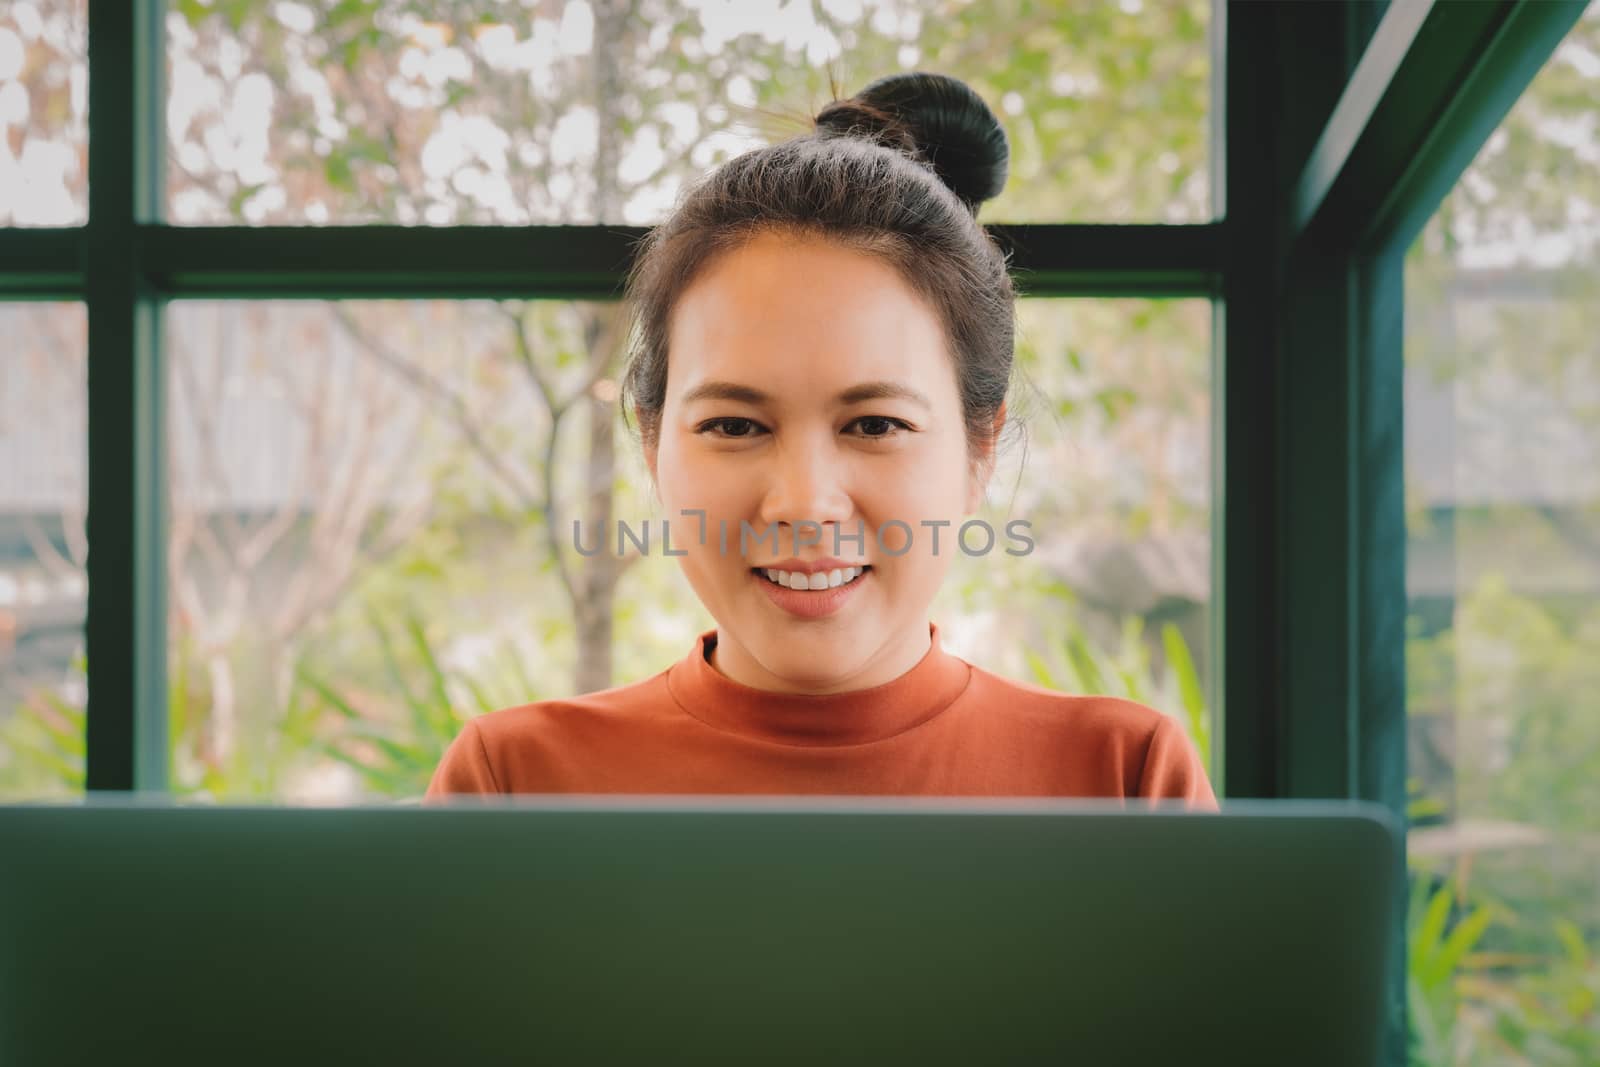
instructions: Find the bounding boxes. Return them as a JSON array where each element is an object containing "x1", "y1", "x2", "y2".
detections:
[{"x1": 0, "y1": 795, "x2": 1400, "y2": 1066}]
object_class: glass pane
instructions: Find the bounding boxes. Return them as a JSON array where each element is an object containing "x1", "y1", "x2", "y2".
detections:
[
  {"x1": 1404, "y1": 4, "x2": 1600, "y2": 1063},
  {"x1": 164, "y1": 0, "x2": 1210, "y2": 227},
  {"x1": 940, "y1": 299, "x2": 1214, "y2": 771},
  {"x1": 0, "y1": 302, "x2": 87, "y2": 799},
  {"x1": 166, "y1": 297, "x2": 1211, "y2": 802},
  {"x1": 0, "y1": 0, "x2": 87, "y2": 225}
]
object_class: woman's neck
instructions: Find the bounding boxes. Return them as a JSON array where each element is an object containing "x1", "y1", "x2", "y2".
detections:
[{"x1": 708, "y1": 623, "x2": 934, "y2": 695}]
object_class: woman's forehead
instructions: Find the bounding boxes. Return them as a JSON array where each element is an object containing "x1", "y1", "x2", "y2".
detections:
[
  {"x1": 665, "y1": 328, "x2": 956, "y2": 411},
  {"x1": 681, "y1": 234, "x2": 933, "y2": 327},
  {"x1": 668, "y1": 244, "x2": 947, "y2": 384}
]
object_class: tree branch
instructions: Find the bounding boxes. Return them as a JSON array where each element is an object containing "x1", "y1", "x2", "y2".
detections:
[{"x1": 330, "y1": 304, "x2": 542, "y2": 509}]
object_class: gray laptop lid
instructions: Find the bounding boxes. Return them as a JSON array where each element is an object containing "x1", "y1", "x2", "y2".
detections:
[{"x1": 0, "y1": 796, "x2": 1400, "y2": 1067}]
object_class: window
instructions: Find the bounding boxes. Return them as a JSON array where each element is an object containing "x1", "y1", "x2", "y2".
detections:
[
  {"x1": 1403, "y1": 5, "x2": 1600, "y2": 1061},
  {"x1": 0, "y1": 1, "x2": 87, "y2": 227},
  {"x1": 162, "y1": 298, "x2": 1212, "y2": 802},
  {"x1": 0, "y1": 302, "x2": 86, "y2": 797},
  {"x1": 165, "y1": 0, "x2": 1211, "y2": 226}
]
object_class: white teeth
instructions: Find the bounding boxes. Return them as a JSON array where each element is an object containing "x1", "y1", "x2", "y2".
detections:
[{"x1": 760, "y1": 566, "x2": 866, "y2": 590}]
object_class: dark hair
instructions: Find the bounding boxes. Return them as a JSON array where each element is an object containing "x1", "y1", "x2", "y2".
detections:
[{"x1": 619, "y1": 69, "x2": 1025, "y2": 477}]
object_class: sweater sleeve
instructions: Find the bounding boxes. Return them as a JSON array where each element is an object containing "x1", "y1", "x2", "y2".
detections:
[
  {"x1": 424, "y1": 718, "x2": 502, "y2": 801},
  {"x1": 1135, "y1": 715, "x2": 1219, "y2": 811}
]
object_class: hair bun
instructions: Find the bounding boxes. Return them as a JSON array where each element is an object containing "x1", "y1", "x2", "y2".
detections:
[{"x1": 814, "y1": 71, "x2": 1010, "y2": 215}]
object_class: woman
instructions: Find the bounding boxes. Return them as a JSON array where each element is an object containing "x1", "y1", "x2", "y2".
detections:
[{"x1": 426, "y1": 71, "x2": 1216, "y2": 809}]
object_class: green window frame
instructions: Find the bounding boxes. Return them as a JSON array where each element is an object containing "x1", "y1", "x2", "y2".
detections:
[{"x1": 0, "y1": 3, "x2": 1586, "y2": 1063}]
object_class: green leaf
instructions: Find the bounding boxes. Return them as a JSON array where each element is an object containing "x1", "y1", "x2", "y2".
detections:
[
  {"x1": 1024, "y1": 647, "x2": 1057, "y2": 689},
  {"x1": 228, "y1": 182, "x2": 265, "y2": 219},
  {"x1": 1406, "y1": 976, "x2": 1447, "y2": 1067},
  {"x1": 1064, "y1": 631, "x2": 1107, "y2": 694},
  {"x1": 1411, "y1": 884, "x2": 1454, "y2": 986},
  {"x1": 324, "y1": 152, "x2": 356, "y2": 194},
  {"x1": 1093, "y1": 385, "x2": 1138, "y2": 421},
  {"x1": 294, "y1": 664, "x2": 362, "y2": 721},
  {"x1": 367, "y1": 606, "x2": 425, "y2": 724},
  {"x1": 1161, "y1": 622, "x2": 1210, "y2": 768},
  {"x1": 1423, "y1": 904, "x2": 1495, "y2": 987},
  {"x1": 405, "y1": 613, "x2": 460, "y2": 741},
  {"x1": 175, "y1": 0, "x2": 211, "y2": 26},
  {"x1": 221, "y1": 0, "x2": 253, "y2": 32},
  {"x1": 460, "y1": 674, "x2": 500, "y2": 717},
  {"x1": 1552, "y1": 919, "x2": 1590, "y2": 966}
]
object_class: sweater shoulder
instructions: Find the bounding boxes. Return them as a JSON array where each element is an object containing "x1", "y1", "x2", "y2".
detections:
[
  {"x1": 962, "y1": 662, "x2": 1170, "y2": 741},
  {"x1": 468, "y1": 666, "x2": 676, "y2": 746},
  {"x1": 960, "y1": 663, "x2": 1214, "y2": 803}
]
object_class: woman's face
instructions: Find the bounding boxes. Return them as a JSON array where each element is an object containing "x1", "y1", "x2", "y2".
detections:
[{"x1": 646, "y1": 230, "x2": 999, "y2": 693}]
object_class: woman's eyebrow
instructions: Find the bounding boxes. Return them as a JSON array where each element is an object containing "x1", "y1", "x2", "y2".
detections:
[{"x1": 680, "y1": 380, "x2": 932, "y2": 410}]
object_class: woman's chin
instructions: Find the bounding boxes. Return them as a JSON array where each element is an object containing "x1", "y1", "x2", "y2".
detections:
[{"x1": 741, "y1": 626, "x2": 866, "y2": 683}]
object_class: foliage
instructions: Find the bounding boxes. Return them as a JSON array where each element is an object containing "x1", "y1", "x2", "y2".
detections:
[
  {"x1": 155, "y1": 0, "x2": 1211, "y2": 226},
  {"x1": 1023, "y1": 613, "x2": 1211, "y2": 773},
  {"x1": 294, "y1": 609, "x2": 482, "y2": 800},
  {"x1": 0, "y1": 658, "x2": 85, "y2": 797},
  {"x1": 1401, "y1": 573, "x2": 1600, "y2": 1060},
  {"x1": 1396, "y1": 7, "x2": 1600, "y2": 1060},
  {"x1": 1407, "y1": 866, "x2": 1600, "y2": 1067}
]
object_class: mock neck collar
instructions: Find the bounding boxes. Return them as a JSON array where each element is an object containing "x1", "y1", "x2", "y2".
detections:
[{"x1": 666, "y1": 621, "x2": 972, "y2": 747}]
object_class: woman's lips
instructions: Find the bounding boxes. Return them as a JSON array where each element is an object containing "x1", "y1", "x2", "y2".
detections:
[{"x1": 751, "y1": 566, "x2": 871, "y2": 619}]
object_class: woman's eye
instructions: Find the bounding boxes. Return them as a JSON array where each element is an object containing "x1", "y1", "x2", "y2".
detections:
[
  {"x1": 850, "y1": 416, "x2": 910, "y2": 438},
  {"x1": 698, "y1": 416, "x2": 909, "y2": 439},
  {"x1": 699, "y1": 417, "x2": 764, "y2": 438}
]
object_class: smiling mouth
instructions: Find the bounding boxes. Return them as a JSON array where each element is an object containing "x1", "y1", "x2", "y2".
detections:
[{"x1": 752, "y1": 566, "x2": 876, "y2": 591}]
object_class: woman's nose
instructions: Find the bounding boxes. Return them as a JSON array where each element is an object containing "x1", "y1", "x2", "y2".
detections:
[{"x1": 758, "y1": 437, "x2": 854, "y2": 531}]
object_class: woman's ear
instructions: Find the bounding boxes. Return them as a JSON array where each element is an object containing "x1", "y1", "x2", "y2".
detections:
[
  {"x1": 636, "y1": 407, "x2": 655, "y2": 475},
  {"x1": 965, "y1": 402, "x2": 1006, "y2": 513},
  {"x1": 641, "y1": 421, "x2": 663, "y2": 505}
]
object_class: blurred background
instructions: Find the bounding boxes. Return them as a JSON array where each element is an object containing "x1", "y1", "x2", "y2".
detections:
[{"x1": 0, "y1": 2, "x2": 1595, "y2": 1063}]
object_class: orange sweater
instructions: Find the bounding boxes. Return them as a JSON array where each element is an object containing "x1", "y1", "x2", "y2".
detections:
[{"x1": 425, "y1": 621, "x2": 1218, "y2": 808}]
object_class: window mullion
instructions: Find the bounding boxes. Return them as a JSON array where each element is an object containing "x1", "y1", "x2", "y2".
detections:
[{"x1": 85, "y1": 0, "x2": 167, "y2": 792}]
